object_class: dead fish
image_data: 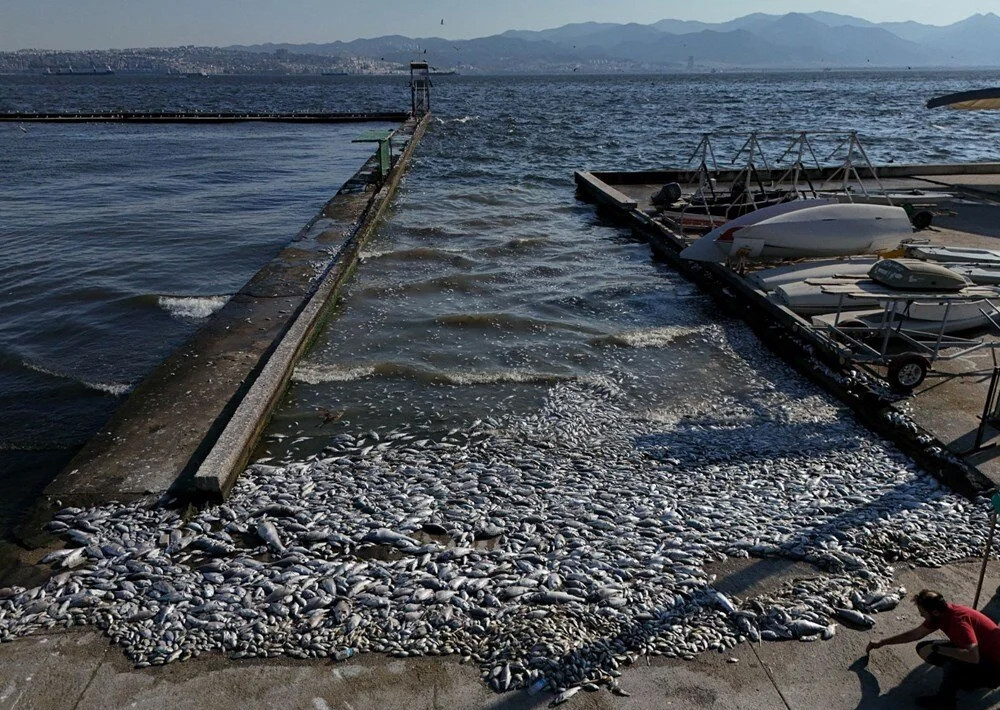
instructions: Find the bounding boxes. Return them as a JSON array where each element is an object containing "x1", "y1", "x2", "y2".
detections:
[
  {"x1": 869, "y1": 594, "x2": 900, "y2": 613},
  {"x1": 549, "y1": 687, "x2": 580, "y2": 706},
  {"x1": 787, "y1": 620, "x2": 827, "y2": 637},
  {"x1": 833, "y1": 608, "x2": 875, "y2": 628},
  {"x1": 532, "y1": 591, "x2": 584, "y2": 605},
  {"x1": 362, "y1": 528, "x2": 417, "y2": 546},
  {"x1": 256, "y1": 521, "x2": 285, "y2": 553}
]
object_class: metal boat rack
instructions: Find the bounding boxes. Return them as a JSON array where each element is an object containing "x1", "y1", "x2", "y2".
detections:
[
  {"x1": 673, "y1": 131, "x2": 894, "y2": 235},
  {"x1": 809, "y1": 284, "x2": 1000, "y2": 392}
]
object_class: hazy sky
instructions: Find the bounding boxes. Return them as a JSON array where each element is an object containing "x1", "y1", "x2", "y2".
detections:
[{"x1": 3, "y1": 0, "x2": 998, "y2": 51}]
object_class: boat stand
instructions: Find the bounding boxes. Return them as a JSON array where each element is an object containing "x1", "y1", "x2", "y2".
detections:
[{"x1": 821, "y1": 131, "x2": 891, "y2": 204}]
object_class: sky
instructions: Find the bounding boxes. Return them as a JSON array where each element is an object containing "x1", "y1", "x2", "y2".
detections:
[{"x1": 2, "y1": 0, "x2": 998, "y2": 51}]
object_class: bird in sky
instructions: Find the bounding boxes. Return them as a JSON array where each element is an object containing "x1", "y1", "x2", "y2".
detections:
[{"x1": 441, "y1": 18, "x2": 445, "y2": 25}]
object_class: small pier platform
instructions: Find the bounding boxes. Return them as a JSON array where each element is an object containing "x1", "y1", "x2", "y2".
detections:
[
  {"x1": 0, "y1": 111, "x2": 410, "y2": 123},
  {"x1": 576, "y1": 161, "x2": 1000, "y2": 495}
]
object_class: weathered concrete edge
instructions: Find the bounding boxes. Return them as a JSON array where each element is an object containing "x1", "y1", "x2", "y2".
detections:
[
  {"x1": 591, "y1": 161, "x2": 1000, "y2": 185},
  {"x1": 192, "y1": 115, "x2": 431, "y2": 497},
  {"x1": 575, "y1": 171, "x2": 637, "y2": 209},
  {"x1": 574, "y1": 170, "x2": 995, "y2": 499}
]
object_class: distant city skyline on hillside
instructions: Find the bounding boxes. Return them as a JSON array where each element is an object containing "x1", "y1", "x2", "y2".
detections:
[{"x1": 3, "y1": 0, "x2": 1000, "y2": 51}]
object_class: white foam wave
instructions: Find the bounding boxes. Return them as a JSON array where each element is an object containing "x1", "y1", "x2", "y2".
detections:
[
  {"x1": 358, "y1": 249, "x2": 394, "y2": 261},
  {"x1": 293, "y1": 364, "x2": 377, "y2": 384},
  {"x1": 292, "y1": 362, "x2": 576, "y2": 387},
  {"x1": 439, "y1": 370, "x2": 573, "y2": 386},
  {"x1": 81, "y1": 380, "x2": 132, "y2": 396},
  {"x1": 22, "y1": 360, "x2": 131, "y2": 396},
  {"x1": 591, "y1": 325, "x2": 707, "y2": 349},
  {"x1": 158, "y1": 295, "x2": 230, "y2": 320}
]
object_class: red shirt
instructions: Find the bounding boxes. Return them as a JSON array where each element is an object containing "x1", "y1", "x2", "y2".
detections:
[{"x1": 923, "y1": 603, "x2": 1000, "y2": 664}]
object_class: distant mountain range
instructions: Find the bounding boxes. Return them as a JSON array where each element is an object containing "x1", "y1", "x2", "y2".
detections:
[
  {"x1": 231, "y1": 11, "x2": 1000, "y2": 72},
  {"x1": 3, "y1": 11, "x2": 999, "y2": 76}
]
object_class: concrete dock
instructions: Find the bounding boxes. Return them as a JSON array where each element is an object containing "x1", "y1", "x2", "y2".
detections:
[
  {"x1": 2, "y1": 558, "x2": 999, "y2": 709},
  {"x1": 575, "y1": 163, "x2": 1000, "y2": 495}
]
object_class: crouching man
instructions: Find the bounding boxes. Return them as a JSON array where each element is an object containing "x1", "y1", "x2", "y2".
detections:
[{"x1": 866, "y1": 589, "x2": 1000, "y2": 709}]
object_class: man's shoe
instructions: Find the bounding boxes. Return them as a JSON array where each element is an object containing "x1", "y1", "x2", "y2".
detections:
[{"x1": 914, "y1": 694, "x2": 957, "y2": 710}]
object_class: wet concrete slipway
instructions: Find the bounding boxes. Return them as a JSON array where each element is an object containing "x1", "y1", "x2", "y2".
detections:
[{"x1": 7, "y1": 141, "x2": 1000, "y2": 708}]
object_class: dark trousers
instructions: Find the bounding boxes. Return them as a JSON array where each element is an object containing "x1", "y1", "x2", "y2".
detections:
[{"x1": 917, "y1": 641, "x2": 1000, "y2": 697}]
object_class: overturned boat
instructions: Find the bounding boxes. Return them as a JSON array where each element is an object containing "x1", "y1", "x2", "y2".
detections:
[{"x1": 680, "y1": 201, "x2": 913, "y2": 263}]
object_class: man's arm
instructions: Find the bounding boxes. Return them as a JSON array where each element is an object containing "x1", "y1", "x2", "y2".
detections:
[{"x1": 866, "y1": 624, "x2": 934, "y2": 653}]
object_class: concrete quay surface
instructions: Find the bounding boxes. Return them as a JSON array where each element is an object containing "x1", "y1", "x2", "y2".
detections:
[{"x1": 3, "y1": 560, "x2": 1000, "y2": 709}]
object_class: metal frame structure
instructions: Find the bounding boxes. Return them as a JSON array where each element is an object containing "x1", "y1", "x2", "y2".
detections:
[
  {"x1": 809, "y1": 286, "x2": 1000, "y2": 386},
  {"x1": 818, "y1": 131, "x2": 892, "y2": 205},
  {"x1": 668, "y1": 131, "x2": 895, "y2": 235},
  {"x1": 352, "y1": 129, "x2": 395, "y2": 181},
  {"x1": 409, "y1": 61, "x2": 431, "y2": 117}
]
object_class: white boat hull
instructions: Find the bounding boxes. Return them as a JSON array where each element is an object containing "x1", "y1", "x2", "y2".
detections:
[
  {"x1": 680, "y1": 198, "x2": 836, "y2": 263},
  {"x1": 946, "y1": 264, "x2": 1000, "y2": 286},
  {"x1": 720, "y1": 203, "x2": 912, "y2": 259},
  {"x1": 909, "y1": 246, "x2": 1000, "y2": 265},
  {"x1": 776, "y1": 280, "x2": 874, "y2": 315},
  {"x1": 811, "y1": 304, "x2": 995, "y2": 334},
  {"x1": 748, "y1": 257, "x2": 879, "y2": 292},
  {"x1": 682, "y1": 202, "x2": 911, "y2": 263}
]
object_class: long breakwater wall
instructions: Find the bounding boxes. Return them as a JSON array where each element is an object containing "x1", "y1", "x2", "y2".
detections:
[
  {"x1": 15, "y1": 112, "x2": 430, "y2": 548},
  {"x1": 0, "y1": 111, "x2": 410, "y2": 123}
]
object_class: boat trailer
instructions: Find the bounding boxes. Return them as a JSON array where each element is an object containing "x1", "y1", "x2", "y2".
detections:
[{"x1": 809, "y1": 285, "x2": 1000, "y2": 392}]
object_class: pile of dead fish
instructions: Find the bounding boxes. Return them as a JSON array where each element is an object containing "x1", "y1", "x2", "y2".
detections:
[{"x1": 0, "y1": 325, "x2": 995, "y2": 698}]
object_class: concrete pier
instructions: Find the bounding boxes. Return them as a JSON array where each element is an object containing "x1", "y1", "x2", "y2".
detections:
[
  {"x1": 11, "y1": 113, "x2": 429, "y2": 549},
  {"x1": 0, "y1": 111, "x2": 410, "y2": 123},
  {"x1": 575, "y1": 162, "x2": 1000, "y2": 495}
]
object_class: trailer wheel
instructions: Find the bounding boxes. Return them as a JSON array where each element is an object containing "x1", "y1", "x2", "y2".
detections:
[
  {"x1": 888, "y1": 354, "x2": 929, "y2": 393},
  {"x1": 910, "y1": 210, "x2": 933, "y2": 230}
]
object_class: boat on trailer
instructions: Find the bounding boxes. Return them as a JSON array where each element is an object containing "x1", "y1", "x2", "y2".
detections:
[
  {"x1": 748, "y1": 257, "x2": 879, "y2": 292},
  {"x1": 776, "y1": 259, "x2": 998, "y2": 325},
  {"x1": 805, "y1": 259, "x2": 1000, "y2": 335}
]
